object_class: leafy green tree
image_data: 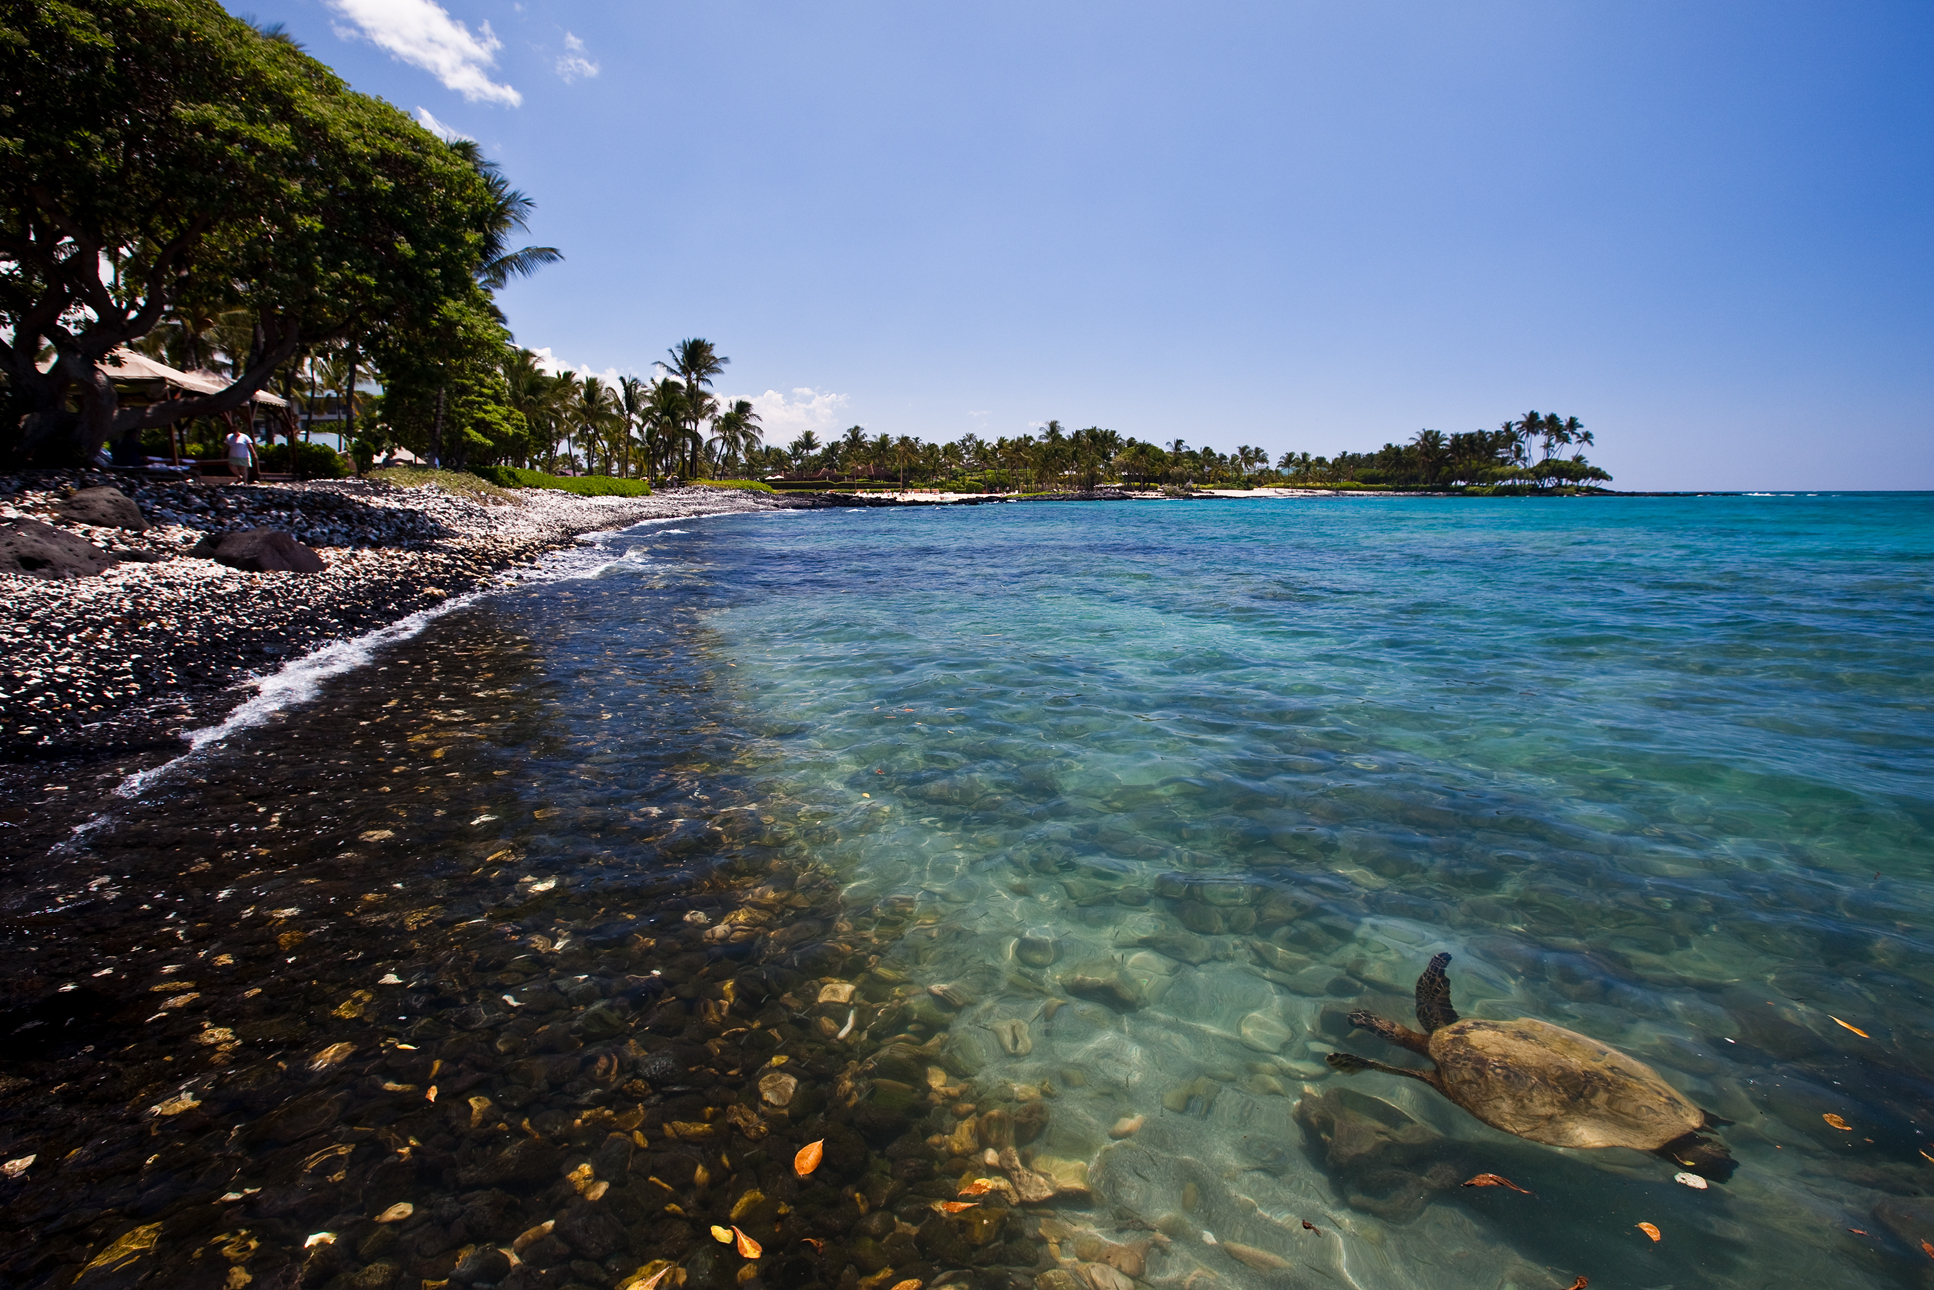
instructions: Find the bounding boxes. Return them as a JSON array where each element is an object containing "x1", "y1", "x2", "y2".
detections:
[{"x1": 0, "y1": 0, "x2": 494, "y2": 464}]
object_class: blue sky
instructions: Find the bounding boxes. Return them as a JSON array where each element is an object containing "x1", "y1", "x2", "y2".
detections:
[{"x1": 243, "y1": 2, "x2": 1932, "y2": 489}]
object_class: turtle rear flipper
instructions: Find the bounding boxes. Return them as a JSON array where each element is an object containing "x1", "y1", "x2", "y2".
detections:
[
  {"x1": 1659, "y1": 1130, "x2": 1736, "y2": 1182},
  {"x1": 1415, "y1": 951, "x2": 1460, "y2": 1033}
]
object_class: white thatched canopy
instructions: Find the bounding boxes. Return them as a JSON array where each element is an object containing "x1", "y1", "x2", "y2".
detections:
[{"x1": 101, "y1": 348, "x2": 290, "y2": 408}]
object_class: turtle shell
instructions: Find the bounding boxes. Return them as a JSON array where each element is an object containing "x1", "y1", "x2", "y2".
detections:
[{"x1": 1426, "y1": 1017, "x2": 1705, "y2": 1150}]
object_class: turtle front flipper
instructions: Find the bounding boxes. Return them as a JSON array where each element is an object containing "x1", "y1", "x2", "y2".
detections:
[
  {"x1": 1348, "y1": 1009, "x2": 1432, "y2": 1055},
  {"x1": 1326, "y1": 1052, "x2": 1445, "y2": 1093},
  {"x1": 1658, "y1": 1129, "x2": 1736, "y2": 1182},
  {"x1": 1415, "y1": 951, "x2": 1460, "y2": 1033}
]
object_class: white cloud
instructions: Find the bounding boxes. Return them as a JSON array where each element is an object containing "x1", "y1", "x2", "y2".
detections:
[
  {"x1": 528, "y1": 356, "x2": 847, "y2": 432},
  {"x1": 743, "y1": 388, "x2": 851, "y2": 437},
  {"x1": 555, "y1": 31, "x2": 599, "y2": 83},
  {"x1": 413, "y1": 106, "x2": 472, "y2": 141},
  {"x1": 329, "y1": 0, "x2": 522, "y2": 107},
  {"x1": 528, "y1": 349, "x2": 628, "y2": 386}
]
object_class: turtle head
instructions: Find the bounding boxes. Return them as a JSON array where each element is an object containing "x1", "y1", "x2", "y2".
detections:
[{"x1": 1663, "y1": 1131, "x2": 1737, "y2": 1183}]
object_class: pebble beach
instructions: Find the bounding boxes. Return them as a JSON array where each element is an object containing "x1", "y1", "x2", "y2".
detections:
[{"x1": 0, "y1": 473, "x2": 785, "y2": 854}]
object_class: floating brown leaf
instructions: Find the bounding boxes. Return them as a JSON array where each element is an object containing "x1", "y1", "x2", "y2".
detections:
[
  {"x1": 1637, "y1": 1222, "x2": 1662, "y2": 1242},
  {"x1": 1823, "y1": 1113, "x2": 1852, "y2": 1131},
  {"x1": 1461, "y1": 1173, "x2": 1535, "y2": 1195},
  {"x1": 1830, "y1": 1016, "x2": 1870, "y2": 1039},
  {"x1": 1922, "y1": 1239, "x2": 1934, "y2": 1260},
  {"x1": 77, "y1": 1224, "x2": 162, "y2": 1278},
  {"x1": 794, "y1": 1139, "x2": 824, "y2": 1177},
  {"x1": 732, "y1": 1227, "x2": 762, "y2": 1259}
]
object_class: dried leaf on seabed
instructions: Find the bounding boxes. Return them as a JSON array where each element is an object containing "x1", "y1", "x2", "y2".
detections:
[
  {"x1": 794, "y1": 1139, "x2": 824, "y2": 1176},
  {"x1": 374, "y1": 1203, "x2": 413, "y2": 1223},
  {"x1": 1460, "y1": 1173, "x2": 1535, "y2": 1195},
  {"x1": 310, "y1": 1042, "x2": 355, "y2": 1069},
  {"x1": 1300, "y1": 1220, "x2": 1318, "y2": 1233},
  {"x1": 1830, "y1": 1016, "x2": 1870, "y2": 1038},
  {"x1": 711, "y1": 1226, "x2": 734, "y2": 1245},
  {"x1": 1565, "y1": 1278, "x2": 1588, "y2": 1289},
  {"x1": 958, "y1": 1178, "x2": 1004, "y2": 1196},
  {"x1": 933, "y1": 1201, "x2": 978, "y2": 1213},
  {"x1": 888, "y1": 1280, "x2": 924, "y2": 1290},
  {"x1": 732, "y1": 1226, "x2": 762, "y2": 1258},
  {"x1": 1636, "y1": 1222, "x2": 1662, "y2": 1242},
  {"x1": 1823, "y1": 1113, "x2": 1852, "y2": 1130},
  {"x1": 1922, "y1": 1240, "x2": 1934, "y2": 1260}
]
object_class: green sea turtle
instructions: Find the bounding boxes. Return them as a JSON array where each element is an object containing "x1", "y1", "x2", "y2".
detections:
[{"x1": 1326, "y1": 953, "x2": 1736, "y2": 1181}]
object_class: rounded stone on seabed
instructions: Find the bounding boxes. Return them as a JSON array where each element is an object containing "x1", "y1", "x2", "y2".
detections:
[
  {"x1": 1238, "y1": 1012, "x2": 1291, "y2": 1053},
  {"x1": 1015, "y1": 935, "x2": 1061, "y2": 968}
]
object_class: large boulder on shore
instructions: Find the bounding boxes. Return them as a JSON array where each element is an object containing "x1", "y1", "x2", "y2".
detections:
[
  {"x1": 0, "y1": 518, "x2": 119, "y2": 579},
  {"x1": 55, "y1": 486, "x2": 150, "y2": 531},
  {"x1": 191, "y1": 528, "x2": 326, "y2": 573}
]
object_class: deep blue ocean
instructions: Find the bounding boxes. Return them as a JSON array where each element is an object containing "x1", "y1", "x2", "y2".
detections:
[{"x1": 16, "y1": 493, "x2": 1934, "y2": 1290}]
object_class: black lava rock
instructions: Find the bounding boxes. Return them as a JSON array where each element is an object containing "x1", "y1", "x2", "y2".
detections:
[
  {"x1": 191, "y1": 527, "x2": 327, "y2": 573},
  {"x1": 57, "y1": 486, "x2": 150, "y2": 531},
  {"x1": 0, "y1": 517, "x2": 118, "y2": 578}
]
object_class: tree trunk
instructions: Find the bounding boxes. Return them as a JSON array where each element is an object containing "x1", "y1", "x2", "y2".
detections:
[
  {"x1": 344, "y1": 342, "x2": 361, "y2": 473},
  {"x1": 430, "y1": 384, "x2": 446, "y2": 468}
]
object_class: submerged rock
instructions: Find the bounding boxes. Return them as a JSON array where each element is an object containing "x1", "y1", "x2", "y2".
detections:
[
  {"x1": 1062, "y1": 960, "x2": 1143, "y2": 1012},
  {"x1": 1016, "y1": 934, "x2": 1061, "y2": 968}
]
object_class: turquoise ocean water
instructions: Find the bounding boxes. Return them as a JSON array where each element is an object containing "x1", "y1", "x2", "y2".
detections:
[
  {"x1": 694, "y1": 494, "x2": 1934, "y2": 1288},
  {"x1": 12, "y1": 493, "x2": 1934, "y2": 1290}
]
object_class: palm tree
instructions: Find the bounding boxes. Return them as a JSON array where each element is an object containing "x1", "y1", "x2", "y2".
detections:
[
  {"x1": 840, "y1": 424, "x2": 868, "y2": 476},
  {"x1": 660, "y1": 339, "x2": 727, "y2": 476},
  {"x1": 574, "y1": 376, "x2": 622, "y2": 475},
  {"x1": 449, "y1": 140, "x2": 565, "y2": 292},
  {"x1": 1411, "y1": 429, "x2": 1448, "y2": 485},
  {"x1": 615, "y1": 375, "x2": 651, "y2": 477},
  {"x1": 787, "y1": 430, "x2": 822, "y2": 473},
  {"x1": 708, "y1": 399, "x2": 763, "y2": 476},
  {"x1": 640, "y1": 377, "x2": 688, "y2": 482}
]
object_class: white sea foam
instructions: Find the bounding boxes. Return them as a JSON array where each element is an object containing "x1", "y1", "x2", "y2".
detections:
[
  {"x1": 108, "y1": 587, "x2": 486, "y2": 806},
  {"x1": 95, "y1": 508, "x2": 758, "y2": 816}
]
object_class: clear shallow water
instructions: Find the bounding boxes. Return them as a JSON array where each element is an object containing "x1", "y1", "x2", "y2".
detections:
[{"x1": 4, "y1": 495, "x2": 1933, "y2": 1290}]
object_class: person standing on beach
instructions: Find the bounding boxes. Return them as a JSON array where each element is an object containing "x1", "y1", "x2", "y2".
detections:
[{"x1": 225, "y1": 424, "x2": 260, "y2": 484}]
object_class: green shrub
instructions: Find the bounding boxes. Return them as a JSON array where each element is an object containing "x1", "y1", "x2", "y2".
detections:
[
  {"x1": 289, "y1": 441, "x2": 350, "y2": 479},
  {"x1": 470, "y1": 465, "x2": 651, "y2": 497},
  {"x1": 691, "y1": 478, "x2": 774, "y2": 493}
]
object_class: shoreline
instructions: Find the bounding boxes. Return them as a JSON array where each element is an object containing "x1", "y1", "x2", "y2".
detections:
[
  {"x1": 0, "y1": 473, "x2": 1755, "y2": 862},
  {"x1": 0, "y1": 474, "x2": 798, "y2": 862}
]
